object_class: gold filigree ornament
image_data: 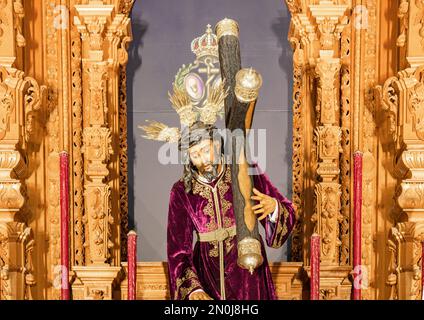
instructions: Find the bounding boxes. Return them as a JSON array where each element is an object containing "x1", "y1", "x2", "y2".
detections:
[{"x1": 139, "y1": 24, "x2": 228, "y2": 143}]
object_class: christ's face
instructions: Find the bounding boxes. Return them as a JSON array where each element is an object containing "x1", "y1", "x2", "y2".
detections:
[{"x1": 188, "y1": 139, "x2": 220, "y2": 176}]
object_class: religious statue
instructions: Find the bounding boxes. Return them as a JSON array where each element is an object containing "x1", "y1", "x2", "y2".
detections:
[{"x1": 140, "y1": 21, "x2": 295, "y2": 300}]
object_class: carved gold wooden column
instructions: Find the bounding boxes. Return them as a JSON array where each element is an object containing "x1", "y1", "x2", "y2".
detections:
[
  {"x1": 309, "y1": 1, "x2": 352, "y2": 300},
  {"x1": 286, "y1": 0, "x2": 353, "y2": 299},
  {"x1": 71, "y1": 1, "x2": 132, "y2": 300},
  {"x1": 381, "y1": 69, "x2": 424, "y2": 300},
  {"x1": 380, "y1": 0, "x2": 424, "y2": 300},
  {"x1": 0, "y1": 0, "x2": 43, "y2": 300}
]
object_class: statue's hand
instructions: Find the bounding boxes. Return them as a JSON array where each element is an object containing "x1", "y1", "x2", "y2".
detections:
[
  {"x1": 251, "y1": 188, "x2": 277, "y2": 221},
  {"x1": 189, "y1": 290, "x2": 213, "y2": 300}
]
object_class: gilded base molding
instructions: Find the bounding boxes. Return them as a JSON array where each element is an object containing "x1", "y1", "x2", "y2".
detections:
[
  {"x1": 71, "y1": 266, "x2": 122, "y2": 300},
  {"x1": 303, "y1": 265, "x2": 353, "y2": 300},
  {"x1": 119, "y1": 262, "x2": 304, "y2": 300}
]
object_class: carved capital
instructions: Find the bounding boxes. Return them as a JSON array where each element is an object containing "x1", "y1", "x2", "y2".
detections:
[
  {"x1": 74, "y1": 4, "x2": 114, "y2": 54},
  {"x1": 308, "y1": 0, "x2": 349, "y2": 51},
  {"x1": 74, "y1": 1, "x2": 132, "y2": 64},
  {"x1": 291, "y1": 13, "x2": 319, "y2": 66}
]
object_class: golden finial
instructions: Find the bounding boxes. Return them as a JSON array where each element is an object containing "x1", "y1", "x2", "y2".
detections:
[
  {"x1": 215, "y1": 18, "x2": 239, "y2": 39},
  {"x1": 235, "y1": 68, "x2": 263, "y2": 103}
]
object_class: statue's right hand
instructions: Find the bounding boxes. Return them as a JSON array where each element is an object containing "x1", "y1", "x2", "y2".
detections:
[{"x1": 189, "y1": 291, "x2": 213, "y2": 300}]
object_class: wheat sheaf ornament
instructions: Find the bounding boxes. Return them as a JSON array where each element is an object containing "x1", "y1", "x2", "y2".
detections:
[{"x1": 139, "y1": 25, "x2": 228, "y2": 142}]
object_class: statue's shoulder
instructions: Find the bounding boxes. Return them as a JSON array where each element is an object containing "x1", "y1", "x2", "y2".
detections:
[{"x1": 171, "y1": 179, "x2": 185, "y2": 194}]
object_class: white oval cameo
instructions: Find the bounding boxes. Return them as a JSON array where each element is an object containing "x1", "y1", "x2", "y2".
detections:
[{"x1": 184, "y1": 73, "x2": 205, "y2": 101}]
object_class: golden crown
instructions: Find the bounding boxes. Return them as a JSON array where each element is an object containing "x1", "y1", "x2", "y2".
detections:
[
  {"x1": 139, "y1": 25, "x2": 227, "y2": 143},
  {"x1": 190, "y1": 24, "x2": 218, "y2": 59}
]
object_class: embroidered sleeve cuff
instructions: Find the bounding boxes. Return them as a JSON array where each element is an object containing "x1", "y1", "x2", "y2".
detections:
[{"x1": 269, "y1": 198, "x2": 279, "y2": 223}]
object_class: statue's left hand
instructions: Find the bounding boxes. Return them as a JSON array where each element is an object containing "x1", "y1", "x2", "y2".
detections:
[
  {"x1": 251, "y1": 188, "x2": 277, "y2": 221},
  {"x1": 189, "y1": 291, "x2": 213, "y2": 300}
]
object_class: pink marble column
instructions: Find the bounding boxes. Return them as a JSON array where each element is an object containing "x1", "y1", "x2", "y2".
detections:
[
  {"x1": 353, "y1": 151, "x2": 363, "y2": 300},
  {"x1": 60, "y1": 151, "x2": 70, "y2": 300},
  {"x1": 127, "y1": 230, "x2": 137, "y2": 300},
  {"x1": 310, "y1": 233, "x2": 320, "y2": 300}
]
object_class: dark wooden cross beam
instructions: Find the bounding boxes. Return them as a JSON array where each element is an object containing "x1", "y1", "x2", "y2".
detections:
[{"x1": 215, "y1": 19, "x2": 263, "y2": 273}]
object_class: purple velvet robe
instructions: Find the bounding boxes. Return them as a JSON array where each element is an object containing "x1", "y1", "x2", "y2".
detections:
[{"x1": 167, "y1": 164, "x2": 295, "y2": 300}]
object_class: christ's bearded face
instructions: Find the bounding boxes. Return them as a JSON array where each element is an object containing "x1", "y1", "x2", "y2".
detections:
[{"x1": 188, "y1": 138, "x2": 220, "y2": 181}]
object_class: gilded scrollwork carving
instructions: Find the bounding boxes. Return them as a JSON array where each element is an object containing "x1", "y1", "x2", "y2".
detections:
[
  {"x1": 44, "y1": 0, "x2": 61, "y2": 300},
  {"x1": 289, "y1": 35, "x2": 305, "y2": 262},
  {"x1": 360, "y1": 0, "x2": 378, "y2": 300},
  {"x1": 316, "y1": 59, "x2": 341, "y2": 125},
  {"x1": 118, "y1": 62, "x2": 129, "y2": 261},
  {"x1": 0, "y1": 81, "x2": 13, "y2": 140},
  {"x1": 82, "y1": 126, "x2": 113, "y2": 264},
  {"x1": 397, "y1": 0, "x2": 409, "y2": 47},
  {"x1": 378, "y1": 15, "x2": 424, "y2": 296},
  {"x1": 413, "y1": 0, "x2": 424, "y2": 49},
  {"x1": 23, "y1": 77, "x2": 46, "y2": 144},
  {"x1": 340, "y1": 21, "x2": 351, "y2": 266},
  {"x1": 285, "y1": 0, "x2": 302, "y2": 15},
  {"x1": 0, "y1": 222, "x2": 36, "y2": 300},
  {"x1": 71, "y1": 25, "x2": 85, "y2": 266},
  {"x1": 12, "y1": 0, "x2": 25, "y2": 48},
  {"x1": 409, "y1": 80, "x2": 424, "y2": 140},
  {"x1": 378, "y1": 77, "x2": 400, "y2": 143},
  {"x1": 313, "y1": 183, "x2": 342, "y2": 264},
  {"x1": 387, "y1": 222, "x2": 424, "y2": 299},
  {"x1": 0, "y1": 30, "x2": 43, "y2": 298},
  {"x1": 82, "y1": 127, "x2": 113, "y2": 165}
]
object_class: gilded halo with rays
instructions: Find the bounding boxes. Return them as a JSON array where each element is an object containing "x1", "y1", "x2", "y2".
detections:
[{"x1": 138, "y1": 24, "x2": 228, "y2": 144}]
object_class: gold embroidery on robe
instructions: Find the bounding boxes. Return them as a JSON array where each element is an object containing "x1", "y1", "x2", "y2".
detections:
[
  {"x1": 225, "y1": 235, "x2": 235, "y2": 254},
  {"x1": 217, "y1": 166, "x2": 233, "y2": 229},
  {"x1": 209, "y1": 241, "x2": 219, "y2": 257},
  {"x1": 175, "y1": 268, "x2": 202, "y2": 300},
  {"x1": 192, "y1": 166, "x2": 235, "y2": 257},
  {"x1": 269, "y1": 202, "x2": 290, "y2": 249},
  {"x1": 192, "y1": 180, "x2": 217, "y2": 231}
]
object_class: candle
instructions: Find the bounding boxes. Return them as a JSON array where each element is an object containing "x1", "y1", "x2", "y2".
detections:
[
  {"x1": 422, "y1": 241, "x2": 424, "y2": 300},
  {"x1": 60, "y1": 151, "x2": 70, "y2": 300},
  {"x1": 310, "y1": 233, "x2": 320, "y2": 300},
  {"x1": 128, "y1": 230, "x2": 137, "y2": 300},
  {"x1": 353, "y1": 151, "x2": 363, "y2": 300}
]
